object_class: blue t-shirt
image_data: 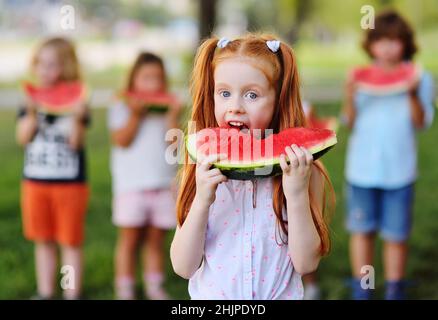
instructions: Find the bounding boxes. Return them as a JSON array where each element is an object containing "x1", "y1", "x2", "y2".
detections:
[{"x1": 345, "y1": 71, "x2": 435, "y2": 189}]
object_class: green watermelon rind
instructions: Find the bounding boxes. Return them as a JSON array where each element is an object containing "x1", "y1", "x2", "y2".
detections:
[
  {"x1": 146, "y1": 104, "x2": 169, "y2": 114},
  {"x1": 121, "y1": 91, "x2": 175, "y2": 114},
  {"x1": 185, "y1": 130, "x2": 337, "y2": 175}
]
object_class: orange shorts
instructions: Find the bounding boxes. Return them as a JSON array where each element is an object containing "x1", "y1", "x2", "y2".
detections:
[{"x1": 21, "y1": 180, "x2": 89, "y2": 246}]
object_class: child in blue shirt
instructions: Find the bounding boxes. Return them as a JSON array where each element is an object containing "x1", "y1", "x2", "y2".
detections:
[{"x1": 343, "y1": 10, "x2": 435, "y2": 300}]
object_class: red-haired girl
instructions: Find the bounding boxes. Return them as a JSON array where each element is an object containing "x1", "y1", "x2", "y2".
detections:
[{"x1": 170, "y1": 34, "x2": 334, "y2": 300}]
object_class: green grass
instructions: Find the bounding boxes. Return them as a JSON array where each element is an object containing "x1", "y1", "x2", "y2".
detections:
[{"x1": 0, "y1": 104, "x2": 437, "y2": 299}]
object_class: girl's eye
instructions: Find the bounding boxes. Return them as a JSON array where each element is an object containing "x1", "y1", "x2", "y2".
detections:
[
  {"x1": 245, "y1": 92, "x2": 258, "y2": 100},
  {"x1": 220, "y1": 91, "x2": 231, "y2": 98}
]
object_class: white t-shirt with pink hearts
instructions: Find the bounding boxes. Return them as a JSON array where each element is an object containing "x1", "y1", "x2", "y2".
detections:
[{"x1": 189, "y1": 178, "x2": 304, "y2": 300}]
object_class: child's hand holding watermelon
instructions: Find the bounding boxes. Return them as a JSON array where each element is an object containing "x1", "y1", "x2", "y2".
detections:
[
  {"x1": 168, "y1": 97, "x2": 182, "y2": 115},
  {"x1": 126, "y1": 95, "x2": 149, "y2": 117},
  {"x1": 166, "y1": 97, "x2": 183, "y2": 131},
  {"x1": 194, "y1": 152, "x2": 228, "y2": 208},
  {"x1": 280, "y1": 144, "x2": 314, "y2": 199},
  {"x1": 25, "y1": 95, "x2": 38, "y2": 115},
  {"x1": 406, "y1": 76, "x2": 420, "y2": 96},
  {"x1": 71, "y1": 100, "x2": 88, "y2": 122},
  {"x1": 17, "y1": 96, "x2": 39, "y2": 146}
]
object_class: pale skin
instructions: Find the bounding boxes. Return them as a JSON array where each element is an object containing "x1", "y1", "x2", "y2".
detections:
[
  {"x1": 15, "y1": 46, "x2": 88, "y2": 299},
  {"x1": 171, "y1": 58, "x2": 324, "y2": 279},
  {"x1": 343, "y1": 37, "x2": 423, "y2": 281},
  {"x1": 112, "y1": 63, "x2": 181, "y2": 295}
]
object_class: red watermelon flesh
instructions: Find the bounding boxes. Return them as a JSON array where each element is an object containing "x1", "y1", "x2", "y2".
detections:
[
  {"x1": 308, "y1": 115, "x2": 339, "y2": 132},
  {"x1": 352, "y1": 62, "x2": 421, "y2": 95},
  {"x1": 122, "y1": 91, "x2": 178, "y2": 113},
  {"x1": 186, "y1": 127, "x2": 337, "y2": 180},
  {"x1": 23, "y1": 81, "x2": 86, "y2": 115}
]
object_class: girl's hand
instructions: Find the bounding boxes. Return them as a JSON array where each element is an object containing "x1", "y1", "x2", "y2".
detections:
[
  {"x1": 280, "y1": 144, "x2": 313, "y2": 200},
  {"x1": 16, "y1": 97, "x2": 39, "y2": 146},
  {"x1": 194, "y1": 152, "x2": 228, "y2": 208},
  {"x1": 169, "y1": 96, "x2": 182, "y2": 113},
  {"x1": 407, "y1": 77, "x2": 420, "y2": 96},
  {"x1": 166, "y1": 97, "x2": 183, "y2": 130},
  {"x1": 127, "y1": 97, "x2": 147, "y2": 117},
  {"x1": 72, "y1": 101, "x2": 89, "y2": 123},
  {"x1": 25, "y1": 96, "x2": 38, "y2": 116}
]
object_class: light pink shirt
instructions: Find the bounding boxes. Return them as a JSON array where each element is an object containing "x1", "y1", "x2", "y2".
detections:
[{"x1": 189, "y1": 178, "x2": 304, "y2": 300}]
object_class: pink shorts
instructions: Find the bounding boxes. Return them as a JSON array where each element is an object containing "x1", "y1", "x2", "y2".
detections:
[{"x1": 112, "y1": 188, "x2": 176, "y2": 229}]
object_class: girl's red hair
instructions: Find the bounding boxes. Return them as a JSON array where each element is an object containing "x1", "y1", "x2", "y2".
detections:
[{"x1": 177, "y1": 33, "x2": 334, "y2": 255}]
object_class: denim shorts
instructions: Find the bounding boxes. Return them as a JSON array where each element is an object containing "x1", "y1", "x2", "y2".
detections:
[{"x1": 345, "y1": 183, "x2": 414, "y2": 242}]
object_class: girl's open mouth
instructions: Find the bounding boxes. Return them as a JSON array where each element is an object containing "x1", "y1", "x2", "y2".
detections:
[{"x1": 227, "y1": 121, "x2": 249, "y2": 132}]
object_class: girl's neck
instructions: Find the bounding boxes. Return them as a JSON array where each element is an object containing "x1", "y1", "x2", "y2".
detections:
[
  {"x1": 373, "y1": 59, "x2": 403, "y2": 71},
  {"x1": 39, "y1": 80, "x2": 60, "y2": 88}
]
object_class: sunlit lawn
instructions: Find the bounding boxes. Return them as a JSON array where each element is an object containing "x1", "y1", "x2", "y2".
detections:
[{"x1": 0, "y1": 102, "x2": 437, "y2": 299}]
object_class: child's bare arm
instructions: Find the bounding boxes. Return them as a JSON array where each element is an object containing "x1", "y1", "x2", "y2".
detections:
[
  {"x1": 170, "y1": 197, "x2": 210, "y2": 279},
  {"x1": 408, "y1": 81, "x2": 425, "y2": 129},
  {"x1": 280, "y1": 146, "x2": 323, "y2": 275},
  {"x1": 111, "y1": 99, "x2": 145, "y2": 148},
  {"x1": 170, "y1": 154, "x2": 227, "y2": 279},
  {"x1": 342, "y1": 77, "x2": 357, "y2": 130},
  {"x1": 111, "y1": 113, "x2": 143, "y2": 148},
  {"x1": 69, "y1": 102, "x2": 89, "y2": 151},
  {"x1": 16, "y1": 100, "x2": 38, "y2": 146},
  {"x1": 166, "y1": 99, "x2": 182, "y2": 131}
]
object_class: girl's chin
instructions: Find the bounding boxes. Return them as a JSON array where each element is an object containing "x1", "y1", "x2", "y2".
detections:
[{"x1": 38, "y1": 76, "x2": 61, "y2": 85}]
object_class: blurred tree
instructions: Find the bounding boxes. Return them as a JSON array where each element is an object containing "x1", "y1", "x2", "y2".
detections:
[
  {"x1": 122, "y1": 2, "x2": 171, "y2": 26},
  {"x1": 199, "y1": 0, "x2": 218, "y2": 40},
  {"x1": 243, "y1": 0, "x2": 277, "y2": 33},
  {"x1": 79, "y1": 0, "x2": 173, "y2": 37},
  {"x1": 81, "y1": 0, "x2": 120, "y2": 20},
  {"x1": 379, "y1": 0, "x2": 394, "y2": 5},
  {"x1": 278, "y1": 0, "x2": 313, "y2": 43},
  {"x1": 241, "y1": 0, "x2": 313, "y2": 43}
]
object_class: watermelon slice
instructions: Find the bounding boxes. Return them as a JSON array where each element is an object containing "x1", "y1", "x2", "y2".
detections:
[
  {"x1": 23, "y1": 81, "x2": 87, "y2": 115},
  {"x1": 352, "y1": 62, "x2": 421, "y2": 96},
  {"x1": 121, "y1": 91, "x2": 178, "y2": 114},
  {"x1": 308, "y1": 116, "x2": 339, "y2": 132},
  {"x1": 186, "y1": 127, "x2": 337, "y2": 180}
]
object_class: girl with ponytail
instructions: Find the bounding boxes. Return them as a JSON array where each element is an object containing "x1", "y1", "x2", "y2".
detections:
[{"x1": 170, "y1": 33, "x2": 334, "y2": 300}]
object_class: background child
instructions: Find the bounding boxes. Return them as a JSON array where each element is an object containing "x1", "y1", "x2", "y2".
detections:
[
  {"x1": 108, "y1": 52, "x2": 181, "y2": 300},
  {"x1": 170, "y1": 34, "x2": 335, "y2": 300},
  {"x1": 16, "y1": 37, "x2": 90, "y2": 300},
  {"x1": 343, "y1": 10, "x2": 435, "y2": 300}
]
